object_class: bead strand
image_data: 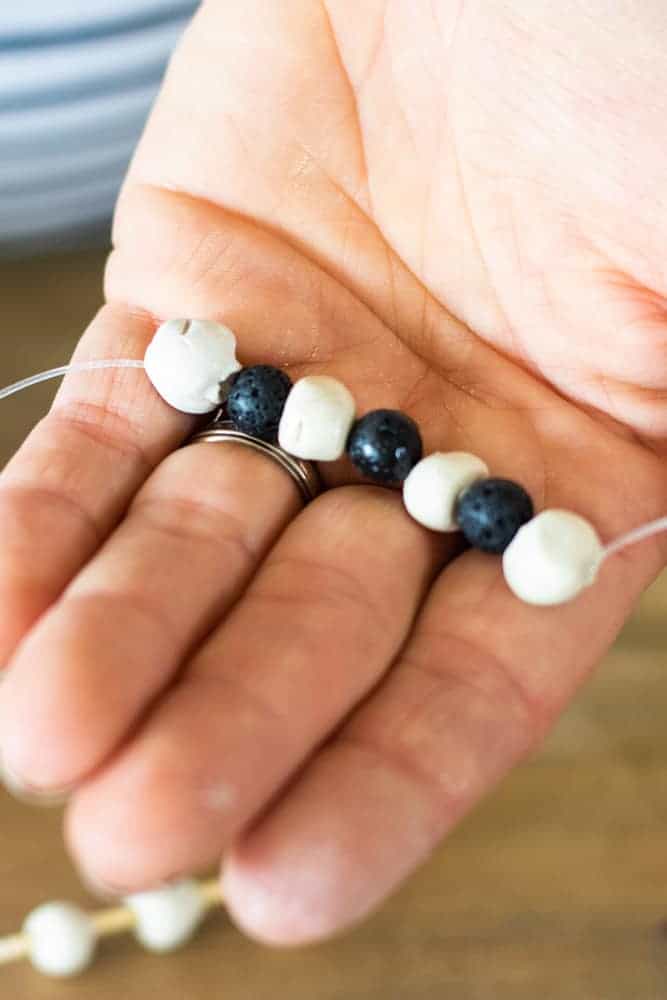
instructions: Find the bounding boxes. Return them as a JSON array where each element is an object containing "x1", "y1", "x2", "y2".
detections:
[
  {"x1": 2, "y1": 317, "x2": 656, "y2": 609},
  {"x1": 170, "y1": 335, "x2": 596, "y2": 607},
  {"x1": 140, "y1": 319, "x2": 606, "y2": 606}
]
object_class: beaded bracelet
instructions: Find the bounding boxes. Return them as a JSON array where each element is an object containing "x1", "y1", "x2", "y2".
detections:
[{"x1": 2, "y1": 317, "x2": 666, "y2": 609}]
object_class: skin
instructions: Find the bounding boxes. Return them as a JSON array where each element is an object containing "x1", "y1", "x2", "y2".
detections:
[{"x1": 1, "y1": 0, "x2": 666, "y2": 945}]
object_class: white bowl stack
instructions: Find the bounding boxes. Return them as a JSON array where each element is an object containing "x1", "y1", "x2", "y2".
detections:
[{"x1": 0, "y1": 1, "x2": 197, "y2": 255}]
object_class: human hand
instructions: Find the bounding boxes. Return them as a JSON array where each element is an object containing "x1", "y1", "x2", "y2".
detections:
[{"x1": 0, "y1": 0, "x2": 665, "y2": 944}]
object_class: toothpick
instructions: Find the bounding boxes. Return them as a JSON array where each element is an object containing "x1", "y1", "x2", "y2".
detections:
[{"x1": 0, "y1": 878, "x2": 223, "y2": 967}]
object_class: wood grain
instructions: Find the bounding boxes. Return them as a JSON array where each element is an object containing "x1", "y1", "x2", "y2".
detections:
[{"x1": 0, "y1": 249, "x2": 665, "y2": 999}]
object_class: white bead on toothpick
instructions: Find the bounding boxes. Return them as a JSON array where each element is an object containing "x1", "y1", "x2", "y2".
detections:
[
  {"x1": 278, "y1": 375, "x2": 356, "y2": 461},
  {"x1": 125, "y1": 880, "x2": 207, "y2": 953},
  {"x1": 0, "y1": 878, "x2": 223, "y2": 978},
  {"x1": 144, "y1": 318, "x2": 242, "y2": 414},
  {"x1": 22, "y1": 902, "x2": 96, "y2": 978},
  {"x1": 502, "y1": 509, "x2": 604, "y2": 606},
  {"x1": 402, "y1": 452, "x2": 490, "y2": 532}
]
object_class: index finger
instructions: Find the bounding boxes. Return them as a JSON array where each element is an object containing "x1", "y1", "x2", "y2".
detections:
[{"x1": 0, "y1": 304, "x2": 191, "y2": 663}]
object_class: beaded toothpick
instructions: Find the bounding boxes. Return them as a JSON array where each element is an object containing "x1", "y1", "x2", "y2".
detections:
[{"x1": 0, "y1": 878, "x2": 223, "y2": 977}]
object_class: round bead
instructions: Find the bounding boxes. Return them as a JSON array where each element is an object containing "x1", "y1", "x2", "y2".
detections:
[
  {"x1": 455, "y1": 478, "x2": 534, "y2": 554},
  {"x1": 125, "y1": 880, "x2": 206, "y2": 953},
  {"x1": 502, "y1": 509, "x2": 603, "y2": 606},
  {"x1": 226, "y1": 365, "x2": 292, "y2": 441},
  {"x1": 346, "y1": 409, "x2": 422, "y2": 484},
  {"x1": 144, "y1": 318, "x2": 242, "y2": 414},
  {"x1": 403, "y1": 452, "x2": 490, "y2": 531},
  {"x1": 278, "y1": 375, "x2": 356, "y2": 461},
  {"x1": 23, "y1": 902, "x2": 96, "y2": 977}
]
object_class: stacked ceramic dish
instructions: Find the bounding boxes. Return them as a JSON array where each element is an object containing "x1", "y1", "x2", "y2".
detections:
[{"x1": 0, "y1": 1, "x2": 197, "y2": 255}]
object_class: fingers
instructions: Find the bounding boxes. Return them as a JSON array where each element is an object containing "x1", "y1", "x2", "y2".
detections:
[
  {"x1": 0, "y1": 303, "x2": 191, "y2": 663},
  {"x1": 220, "y1": 539, "x2": 663, "y2": 945},
  {"x1": 63, "y1": 486, "x2": 452, "y2": 891},
  {"x1": 0, "y1": 438, "x2": 302, "y2": 792}
]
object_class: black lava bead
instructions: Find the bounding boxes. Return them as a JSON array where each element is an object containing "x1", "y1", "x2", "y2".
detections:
[
  {"x1": 346, "y1": 409, "x2": 423, "y2": 484},
  {"x1": 455, "y1": 478, "x2": 534, "y2": 554},
  {"x1": 226, "y1": 365, "x2": 292, "y2": 442}
]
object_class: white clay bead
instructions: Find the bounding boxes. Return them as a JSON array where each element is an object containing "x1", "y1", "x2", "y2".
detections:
[
  {"x1": 144, "y1": 318, "x2": 242, "y2": 414},
  {"x1": 23, "y1": 902, "x2": 96, "y2": 977},
  {"x1": 502, "y1": 509, "x2": 604, "y2": 606},
  {"x1": 125, "y1": 880, "x2": 206, "y2": 953},
  {"x1": 402, "y1": 451, "x2": 489, "y2": 531},
  {"x1": 278, "y1": 375, "x2": 356, "y2": 461}
]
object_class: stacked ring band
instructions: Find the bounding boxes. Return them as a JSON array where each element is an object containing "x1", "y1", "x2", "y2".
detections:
[{"x1": 185, "y1": 415, "x2": 321, "y2": 504}]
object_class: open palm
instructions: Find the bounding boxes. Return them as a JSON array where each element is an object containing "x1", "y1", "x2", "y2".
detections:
[{"x1": 1, "y1": 1, "x2": 665, "y2": 944}]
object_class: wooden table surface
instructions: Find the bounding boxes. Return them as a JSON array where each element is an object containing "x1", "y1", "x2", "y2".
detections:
[{"x1": 0, "y1": 250, "x2": 666, "y2": 1000}]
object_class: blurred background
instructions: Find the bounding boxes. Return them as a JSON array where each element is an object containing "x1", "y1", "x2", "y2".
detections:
[
  {"x1": 1, "y1": 3, "x2": 667, "y2": 998},
  {"x1": 0, "y1": 0, "x2": 197, "y2": 256}
]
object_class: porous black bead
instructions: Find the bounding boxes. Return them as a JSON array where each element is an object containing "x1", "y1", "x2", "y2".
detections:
[
  {"x1": 226, "y1": 365, "x2": 292, "y2": 441},
  {"x1": 455, "y1": 478, "x2": 534, "y2": 554},
  {"x1": 346, "y1": 409, "x2": 423, "y2": 484}
]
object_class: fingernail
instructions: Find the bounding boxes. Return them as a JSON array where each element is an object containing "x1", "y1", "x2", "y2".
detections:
[
  {"x1": 0, "y1": 751, "x2": 72, "y2": 807},
  {"x1": 76, "y1": 865, "x2": 126, "y2": 901}
]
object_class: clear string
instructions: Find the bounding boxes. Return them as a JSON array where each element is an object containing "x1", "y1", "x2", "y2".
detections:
[
  {"x1": 603, "y1": 515, "x2": 667, "y2": 559},
  {"x1": 0, "y1": 359, "x2": 145, "y2": 402}
]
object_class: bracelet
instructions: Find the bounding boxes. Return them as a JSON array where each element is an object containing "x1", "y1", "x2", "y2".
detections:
[
  {"x1": 3, "y1": 317, "x2": 663, "y2": 611},
  {"x1": 142, "y1": 319, "x2": 606, "y2": 607}
]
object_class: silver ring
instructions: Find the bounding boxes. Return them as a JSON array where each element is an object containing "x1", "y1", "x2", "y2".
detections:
[{"x1": 184, "y1": 413, "x2": 321, "y2": 504}]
